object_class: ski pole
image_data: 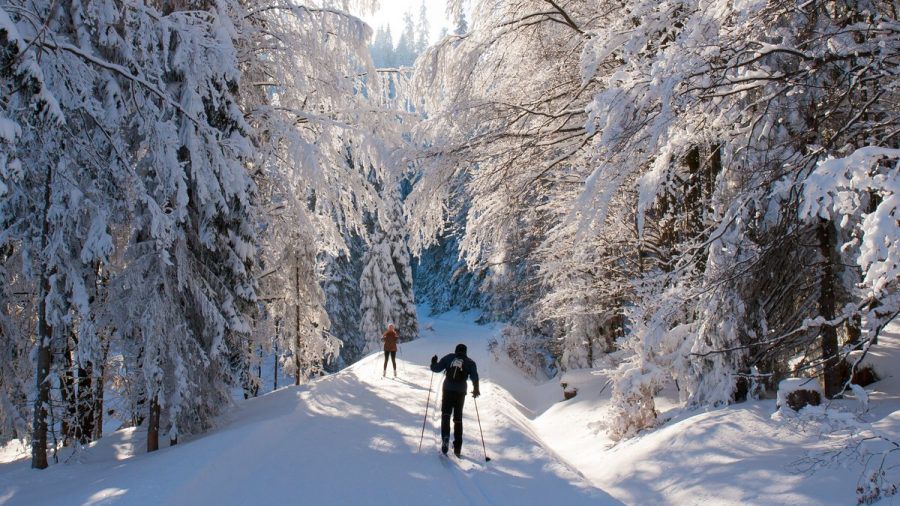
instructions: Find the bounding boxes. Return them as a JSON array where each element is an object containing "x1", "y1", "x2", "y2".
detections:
[
  {"x1": 434, "y1": 386, "x2": 442, "y2": 447},
  {"x1": 473, "y1": 395, "x2": 491, "y2": 462},
  {"x1": 418, "y1": 370, "x2": 435, "y2": 452}
]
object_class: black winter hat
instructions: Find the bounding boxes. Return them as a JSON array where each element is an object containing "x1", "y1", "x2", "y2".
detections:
[{"x1": 455, "y1": 343, "x2": 467, "y2": 356}]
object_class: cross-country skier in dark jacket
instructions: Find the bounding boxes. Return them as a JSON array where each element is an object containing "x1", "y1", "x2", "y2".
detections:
[{"x1": 430, "y1": 344, "x2": 480, "y2": 457}]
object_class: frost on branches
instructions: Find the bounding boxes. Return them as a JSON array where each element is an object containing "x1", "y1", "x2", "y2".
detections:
[
  {"x1": 406, "y1": 0, "x2": 899, "y2": 441},
  {"x1": 0, "y1": 0, "x2": 412, "y2": 465}
]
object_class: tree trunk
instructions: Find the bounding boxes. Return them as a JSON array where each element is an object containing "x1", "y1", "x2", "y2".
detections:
[
  {"x1": 77, "y1": 361, "x2": 94, "y2": 444},
  {"x1": 92, "y1": 336, "x2": 109, "y2": 440},
  {"x1": 31, "y1": 278, "x2": 52, "y2": 469},
  {"x1": 818, "y1": 220, "x2": 842, "y2": 398},
  {"x1": 92, "y1": 372, "x2": 104, "y2": 441},
  {"x1": 31, "y1": 165, "x2": 55, "y2": 470},
  {"x1": 147, "y1": 395, "x2": 160, "y2": 453},
  {"x1": 60, "y1": 338, "x2": 76, "y2": 445},
  {"x1": 132, "y1": 341, "x2": 146, "y2": 428},
  {"x1": 845, "y1": 315, "x2": 861, "y2": 347},
  {"x1": 294, "y1": 261, "x2": 301, "y2": 386},
  {"x1": 273, "y1": 338, "x2": 279, "y2": 391},
  {"x1": 256, "y1": 345, "x2": 262, "y2": 396},
  {"x1": 587, "y1": 330, "x2": 594, "y2": 369},
  {"x1": 683, "y1": 146, "x2": 702, "y2": 237}
]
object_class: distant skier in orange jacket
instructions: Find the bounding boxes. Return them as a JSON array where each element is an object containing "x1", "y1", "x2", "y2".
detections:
[{"x1": 382, "y1": 324, "x2": 399, "y2": 377}]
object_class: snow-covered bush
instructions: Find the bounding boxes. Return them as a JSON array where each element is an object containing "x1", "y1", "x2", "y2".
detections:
[
  {"x1": 607, "y1": 365, "x2": 660, "y2": 441},
  {"x1": 777, "y1": 378, "x2": 825, "y2": 412},
  {"x1": 490, "y1": 324, "x2": 552, "y2": 379},
  {"x1": 843, "y1": 350, "x2": 883, "y2": 389}
]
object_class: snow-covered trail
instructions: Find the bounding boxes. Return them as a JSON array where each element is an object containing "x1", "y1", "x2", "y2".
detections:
[{"x1": 0, "y1": 309, "x2": 617, "y2": 505}]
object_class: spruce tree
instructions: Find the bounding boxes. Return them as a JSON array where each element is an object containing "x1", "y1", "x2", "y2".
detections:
[
  {"x1": 396, "y1": 13, "x2": 417, "y2": 66},
  {"x1": 415, "y1": 2, "x2": 430, "y2": 54},
  {"x1": 454, "y1": 11, "x2": 468, "y2": 35},
  {"x1": 359, "y1": 187, "x2": 418, "y2": 352}
]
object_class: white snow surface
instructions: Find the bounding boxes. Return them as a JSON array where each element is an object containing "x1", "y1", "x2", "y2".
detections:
[
  {"x1": 2, "y1": 309, "x2": 899, "y2": 505},
  {"x1": 0, "y1": 309, "x2": 613, "y2": 505}
]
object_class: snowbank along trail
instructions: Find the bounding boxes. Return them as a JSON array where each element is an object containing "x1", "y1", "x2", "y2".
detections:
[{"x1": 0, "y1": 309, "x2": 618, "y2": 505}]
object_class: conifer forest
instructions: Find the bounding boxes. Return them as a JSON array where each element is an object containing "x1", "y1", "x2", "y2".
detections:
[{"x1": 0, "y1": 1, "x2": 897, "y2": 504}]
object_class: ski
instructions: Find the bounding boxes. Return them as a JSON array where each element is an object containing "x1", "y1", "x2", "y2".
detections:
[{"x1": 438, "y1": 451, "x2": 482, "y2": 472}]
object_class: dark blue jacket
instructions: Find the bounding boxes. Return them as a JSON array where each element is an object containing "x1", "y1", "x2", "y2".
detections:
[{"x1": 431, "y1": 353, "x2": 479, "y2": 393}]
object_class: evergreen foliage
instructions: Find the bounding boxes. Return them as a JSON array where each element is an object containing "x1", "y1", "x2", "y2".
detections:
[{"x1": 0, "y1": 0, "x2": 419, "y2": 463}]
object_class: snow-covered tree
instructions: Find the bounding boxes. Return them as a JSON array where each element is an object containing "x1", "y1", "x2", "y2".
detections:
[
  {"x1": 0, "y1": 0, "x2": 408, "y2": 466},
  {"x1": 405, "y1": 0, "x2": 899, "y2": 441},
  {"x1": 0, "y1": 0, "x2": 130, "y2": 466},
  {"x1": 407, "y1": 0, "x2": 601, "y2": 349},
  {"x1": 370, "y1": 25, "x2": 397, "y2": 68},
  {"x1": 359, "y1": 184, "x2": 418, "y2": 352},
  {"x1": 241, "y1": 2, "x2": 415, "y2": 371},
  {"x1": 415, "y1": 2, "x2": 430, "y2": 54},
  {"x1": 395, "y1": 12, "x2": 418, "y2": 67},
  {"x1": 577, "y1": 0, "x2": 899, "y2": 435},
  {"x1": 321, "y1": 239, "x2": 364, "y2": 366},
  {"x1": 257, "y1": 212, "x2": 337, "y2": 385},
  {"x1": 454, "y1": 10, "x2": 468, "y2": 35}
]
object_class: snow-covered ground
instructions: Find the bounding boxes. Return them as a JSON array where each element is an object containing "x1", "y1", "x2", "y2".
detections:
[
  {"x1": 1, "y1": 308, "x2": 898, "y2": 505},
  {"x1": 530, "y1": 324, "x2": 900, "y2": 505},
  {"x1": 0, "y1": 309, "x2": 614, "y2": 505}
]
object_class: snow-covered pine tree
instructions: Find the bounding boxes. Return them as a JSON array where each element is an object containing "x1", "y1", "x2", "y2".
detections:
[
  {"x1": 359, "y1": 188, "x2": 418, "y2": 352},
  {"x1": 0, "y1": 7, "x2": 60, "y2": 466},
  {"x1": 413, "y1": 233, "x2": 486, "y2": 316},
  {"x1": 453, "y1": 10, "x2": 468, "y2": 35},
  {"x1": 370, "y1": 25, "x2": 397, "y2": 68},
  {"x1": 321, "y1": 236, "x2": 365, "y2": 366},
  {"x1": 395, "y1": 12, "x2": 418, "y2": 66},
  {"x1": 415, "y1": 2, "x2": 429, "y2": 54},
  {"x1": 100, "y1": 0, "x2": 259, "y2": 451},
  {"x1": 383, "y1": 197, "x2": 418, "y2": 341},
  {"x1": 259, "y1": 221, "x2": 338, "y2": 385},
  {"x1": 0, "y1": 0, "x2": 132, "y2": 466},
  {"x1": 0, "y1": 244, "x2": 32, "y2": 444}
]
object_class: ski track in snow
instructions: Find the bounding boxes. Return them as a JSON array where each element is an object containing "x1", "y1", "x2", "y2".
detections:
[{"x1": 0, "y1": 308, "x2": 617, "y2": 505}]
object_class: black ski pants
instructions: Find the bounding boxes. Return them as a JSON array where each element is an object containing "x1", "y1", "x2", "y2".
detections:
[
  {"x1": 441, "y1": 390, "x2": 465, "y2": 451},
  {"x1": 383, "y1": 351, "x2": 396, "y2": 371}
]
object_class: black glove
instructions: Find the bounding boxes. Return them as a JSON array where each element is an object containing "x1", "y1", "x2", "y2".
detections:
[
  {"x1": 431, "y1": 354, "x2": 438, "y2": 365},
  {"x1": 472, "y1": 382, "x2": 480, "y2": 398}
]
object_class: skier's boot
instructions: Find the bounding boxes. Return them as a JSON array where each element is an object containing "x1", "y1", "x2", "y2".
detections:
[
  {"x1": 393, "y1": 368, "x2": 397, "y2": 378},
  {"x1": 453, "y1": 440, "x2": 462, "y2": 458},
  {"x1": 441, "y1": 438, "x2": 449, "y2": 455},
  {"x1": 382, "y1": 368, "x2": 386, "y2": 377}
]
